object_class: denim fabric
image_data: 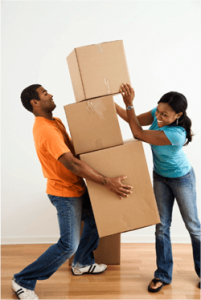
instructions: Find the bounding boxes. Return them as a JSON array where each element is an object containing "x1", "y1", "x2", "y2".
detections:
[
  {"x1": 13, "y1": 189, "x2": 99, "y2": 290},
  {"x1": 153, "y1": 168, "x2": 201, "y2": 283}
]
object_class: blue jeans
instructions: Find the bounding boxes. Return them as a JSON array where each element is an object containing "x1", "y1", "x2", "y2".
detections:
[
  {"x1": 153, "y1": 168, "x2": 201, "y2": 284},
  {"x1": 13, "y1": 189, "x2": 99, "y2": 291}
]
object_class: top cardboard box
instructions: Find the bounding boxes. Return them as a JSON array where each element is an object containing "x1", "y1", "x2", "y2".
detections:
[{"x1": 67, "y1": 40, "x2": 131, "y2": 102}]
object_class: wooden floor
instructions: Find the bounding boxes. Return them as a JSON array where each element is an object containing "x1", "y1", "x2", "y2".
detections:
[{"x1": 1, "y1": 243, "x2": 200, "y2": 299}]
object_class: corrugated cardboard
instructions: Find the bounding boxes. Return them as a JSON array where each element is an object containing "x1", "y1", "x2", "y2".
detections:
[
  {"x1": 80, "y1": 139, "x2": 160, "y2": 238},
  {"x1": 64, "y1": 95, "x2": 123, "y2": 155},
  {"x1": 67, "y1": 40, "x2": 131, "y2": 102},
  {"x1": 69, "y1": 222, "x2": 120, "y2": 265}
]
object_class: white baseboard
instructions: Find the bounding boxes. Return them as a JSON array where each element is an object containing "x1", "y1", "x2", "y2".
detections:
[
  {"x1": 1, "y1": 237, "x2": 59, "y2": 245},
  {"x1": 121, "y1": 235, "x2": 191, "y2": 244},
  {"x1": 1, "y1": 235, "x2": 191, "y2": 245}
]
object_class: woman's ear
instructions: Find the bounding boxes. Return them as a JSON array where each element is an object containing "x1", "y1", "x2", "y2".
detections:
[{"x1": 177, "y1": 112, "x2": 183, "y2": 119}]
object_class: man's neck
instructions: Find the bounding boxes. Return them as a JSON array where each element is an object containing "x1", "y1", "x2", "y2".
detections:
[{"x1": 34, "y1": 111, "x2": 54, "y2": 120}]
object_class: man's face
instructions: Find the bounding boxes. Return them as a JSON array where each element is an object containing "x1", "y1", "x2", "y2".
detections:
[{"x1": 36, "y1": 86, "x2": 56, "y2": 112}]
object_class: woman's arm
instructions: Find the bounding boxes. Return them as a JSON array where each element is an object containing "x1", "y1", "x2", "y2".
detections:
[
  {"x1": 120, "y1": 84, "x2": 171, "y2": 146},
  {"x1": 136, "y1": 111, "x2": 154, "y2": 126},
  {"x1": 115, "y1": 103, "x2": 128, "y2": 122},
  {"x1": 115, "y1": 103, "x2": 154, "y2": 126}
]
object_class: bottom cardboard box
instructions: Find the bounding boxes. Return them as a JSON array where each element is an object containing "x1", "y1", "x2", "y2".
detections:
[
  {"x1": 69, "y1": 222, "x2": 120, "y2": 265},
  {"x1": 80, "y1": 139, "x2": 160, "y2": 238}
]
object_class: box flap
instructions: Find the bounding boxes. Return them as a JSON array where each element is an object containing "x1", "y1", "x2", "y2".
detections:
[{"x1": 66, "y1": 49, "x2": 85, "y2": 102}]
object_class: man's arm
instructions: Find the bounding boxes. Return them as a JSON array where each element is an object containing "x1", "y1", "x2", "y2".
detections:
[{"x1": 58, "y1": 152, "x2": 132, "y2": 199}]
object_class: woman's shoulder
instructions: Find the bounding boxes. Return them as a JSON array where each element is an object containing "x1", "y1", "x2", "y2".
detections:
[
  {"x1": 165, "y1": 125, "x2": 186, "y2": 134},
  {"x1": 163, "y1": 125, "x2": 186, "y2": 146}
]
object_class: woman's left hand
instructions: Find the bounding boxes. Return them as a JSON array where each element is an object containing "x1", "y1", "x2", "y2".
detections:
[{"x1": 119, "y1": 83, "x2": 135, "y2": 107}]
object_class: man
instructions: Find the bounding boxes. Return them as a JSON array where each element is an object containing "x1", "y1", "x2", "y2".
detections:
[{"x1": 12, "y1": 84, "x2": 132, "y2": 299}]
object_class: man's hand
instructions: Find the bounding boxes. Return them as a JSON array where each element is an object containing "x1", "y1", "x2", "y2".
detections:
[
  {"x1": 58, "y1": 152, "x2": 133, "y2": 199},
  {"x1": 103, "y1": 176, "x2": 133, "y2": 200},
  {"x1": 120, "y1": 83, "x2": 135, "y2": 107}
]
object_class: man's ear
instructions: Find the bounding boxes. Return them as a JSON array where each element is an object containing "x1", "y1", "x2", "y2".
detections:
[{"x1": 30, "y1": 99, "x2": 40, "y2": 108}]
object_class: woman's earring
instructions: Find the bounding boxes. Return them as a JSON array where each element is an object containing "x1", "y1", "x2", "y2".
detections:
[{"x1": 176, "y1": 118, "x2": 179, "y2": 125}]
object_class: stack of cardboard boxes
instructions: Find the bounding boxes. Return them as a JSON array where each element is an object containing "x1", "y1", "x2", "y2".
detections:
[{"x1": 64, "y1": 41, "x2": 160, "y2": 265}]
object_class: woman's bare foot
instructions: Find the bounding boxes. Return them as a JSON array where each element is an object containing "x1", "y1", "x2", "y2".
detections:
[{"x1": 149, "y1": 278, "x2": 163, "y2": 290}]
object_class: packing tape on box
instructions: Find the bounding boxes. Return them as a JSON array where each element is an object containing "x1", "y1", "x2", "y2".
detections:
[
  {"x1": 96, "y1": 43, "x2": 103, "y2": 53},
  {"x1": 95, "y1": 138, "x2": 103, "y2": 149},
  {"x1": 86, "y1": 100, "x2": 106, "y2": 120},
  {"x1": 86, "y1": 101, "x2": 94, "y2": 114},
  {"x1": 104, "y1": 78, "x2": 111, "y2": 94}
]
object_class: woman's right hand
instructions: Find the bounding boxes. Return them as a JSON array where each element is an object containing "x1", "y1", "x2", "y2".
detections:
[{"x1": 120, "y1": 83, "x2": 135, "y2": 107}]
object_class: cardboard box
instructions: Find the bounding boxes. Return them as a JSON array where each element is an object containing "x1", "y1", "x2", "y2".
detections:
[
  {"x1": 69, "y1": 222, "x2": 120, "y2": 265},
  {"x1": 67, "y1": 40, "x2": 131, "y2": 102},
  {"x1": 80, "y1": 139, "x2": 160, "y2": 238},
  {"x1": 64, "y1": 95, "x2": 123, "y2": 155}
]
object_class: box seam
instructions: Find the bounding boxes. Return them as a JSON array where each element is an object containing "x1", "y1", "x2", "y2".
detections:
[{"x1": 75, "y1": 48, "x2": 86, "y2": 100}]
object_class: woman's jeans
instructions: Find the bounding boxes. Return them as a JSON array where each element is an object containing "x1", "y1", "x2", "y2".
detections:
[
  {"x1": 13, "y1": 189, "x2": 99, "y2": 291},
  {"x1": 153, "y1": 168, "x2": 201, "y2": 284}
]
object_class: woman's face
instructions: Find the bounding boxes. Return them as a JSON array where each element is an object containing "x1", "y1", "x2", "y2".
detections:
[{"x1": 155, "y1": 103, "x2": 183, "y2": 128}]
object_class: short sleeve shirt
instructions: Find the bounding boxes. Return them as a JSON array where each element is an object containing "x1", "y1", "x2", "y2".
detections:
[
  {"x1": 33, "y1": 117, "x2": 86, "y2": 197},
  {"x1": 149, "y1": 107, "x2": 191, "y2": 178}
]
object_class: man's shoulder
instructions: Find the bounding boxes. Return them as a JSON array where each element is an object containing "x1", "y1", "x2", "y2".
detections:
[
  {"x1": 33, "y1": 117, "x2": 67, "y2": 142},
  {"x1": 33, "y1": 117, "x2": 59, "y2": 138},
  {"x1": 33, "y1": 117, "x2": 63, "y2": 129},
  {"x1": 33, "y1": 117, "x2": 52, "y2": 131}
]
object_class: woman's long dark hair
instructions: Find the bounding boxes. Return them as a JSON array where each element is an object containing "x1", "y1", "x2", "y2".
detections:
[{"x1": 158, "y1": 92, "x2": 193, "y2": 146}]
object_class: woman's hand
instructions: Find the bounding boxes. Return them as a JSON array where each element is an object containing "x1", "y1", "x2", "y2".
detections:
[{"x1": 119, "y1": 83, "x2": 135, "y2": 107}]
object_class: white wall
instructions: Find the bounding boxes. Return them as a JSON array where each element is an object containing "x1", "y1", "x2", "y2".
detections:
[{"x1": 1, "y1": 0, "x2": 201, "y2": 244}]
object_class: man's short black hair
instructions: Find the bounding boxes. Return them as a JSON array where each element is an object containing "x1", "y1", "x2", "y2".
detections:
[{"x1": 21, "y1": 84, "x2": 42, "y2": 112}]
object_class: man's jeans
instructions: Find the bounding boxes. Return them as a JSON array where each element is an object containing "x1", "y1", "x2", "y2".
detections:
[
  {"x1": 153, "y1": 168, "x2": 201, "y2": 284},
  {"x1": 13, "y1": 189, "x2": 99, "y2": 291}
]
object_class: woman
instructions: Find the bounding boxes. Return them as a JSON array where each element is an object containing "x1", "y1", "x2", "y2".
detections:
[{"x1": 116, "y1": 83, "x2": 200, "y2": 293}]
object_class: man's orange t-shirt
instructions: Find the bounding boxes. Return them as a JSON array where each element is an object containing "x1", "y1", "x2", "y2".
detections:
[{"x1": 33, "y1": 116, "x2": 86, "y2": 197}]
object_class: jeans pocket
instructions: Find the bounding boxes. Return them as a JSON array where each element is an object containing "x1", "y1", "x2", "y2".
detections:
[{"x1": 172, "y1": 168, "x2": 193, "y2": 188}]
